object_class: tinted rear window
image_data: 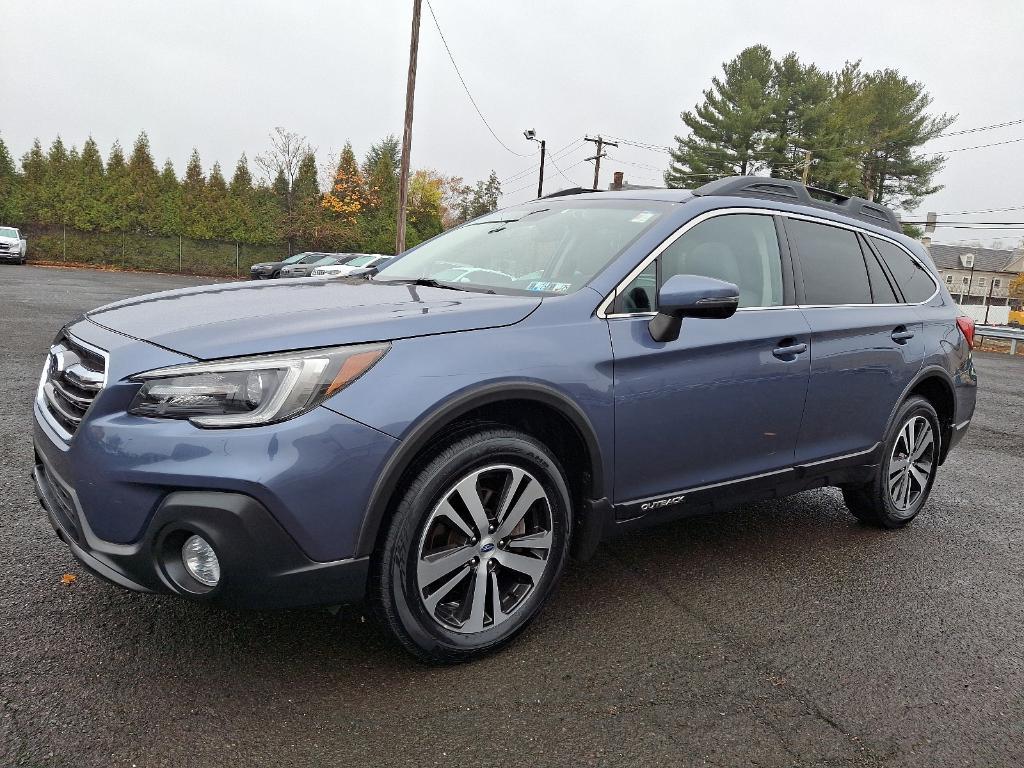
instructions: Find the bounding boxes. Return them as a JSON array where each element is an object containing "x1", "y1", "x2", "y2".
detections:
[
  {"x1": 789, "y1": 219, "x2": 871, "y2": 305},
  {"x1": 870, "y1": 238, "x2": 937, "y2": 303}
]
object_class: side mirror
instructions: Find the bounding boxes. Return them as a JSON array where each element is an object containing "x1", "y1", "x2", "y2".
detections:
[{"x1": 649, "y1": 274, "x2": 739, "y2": 343}]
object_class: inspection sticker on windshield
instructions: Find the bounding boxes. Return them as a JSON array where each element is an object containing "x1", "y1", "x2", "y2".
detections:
[
  {"x1": 527, "y1": 281, "x2": 571, "y2": 293},
  {"x1": 631, "y1": 211, "x2": 655, "y2": 223}
]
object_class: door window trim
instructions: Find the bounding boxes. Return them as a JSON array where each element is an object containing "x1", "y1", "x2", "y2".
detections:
[{"x1": 596, "y1": 207, "x2": 940, "y2": 318}]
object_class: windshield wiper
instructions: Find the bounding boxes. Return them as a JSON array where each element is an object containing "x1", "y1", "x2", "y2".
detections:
[{"x1": 374, "y1": 277, "x2": 495, "y2": 294}]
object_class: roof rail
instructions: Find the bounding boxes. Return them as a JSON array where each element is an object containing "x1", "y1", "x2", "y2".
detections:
[
  {"x1": 541, "y1": 187, "x2": 599, "y2": 199},
  {"x1": 692, "y1": 176, "x2": 902, "y2": 233}
]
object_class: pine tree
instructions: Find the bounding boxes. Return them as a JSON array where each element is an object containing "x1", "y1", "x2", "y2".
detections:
[
  {"x1": 361, "y1": 136, "x2": 401, "y2": 253},
  {"x1": 126, "y1": 132, "x2": 161, "y2": 233},
  {"x1": 72, "y1": 137, "x2": 106, "y2": 231},
  {"x1": 762, "y1": 54, "x2": 832, "y2": 180},
  {"x1": 205, "y1": 161, "x2": 230, "y2": 240},
  {"x1": 854, "y1": 69, "x2": 954, "y2": 208},
  {"x1": 323, "y1": 141, "x2": 372, "y2": 224},
  {"x1": 102, "y1": 141, "x2": 130, "y2": 233},
  {"x1": 665, "y1": 45, "x2": 775, "y2": 185},
  {"x1": 19, "y1": 139, "x2": 48, "y2": 225},
  {"x1": 181, "y1": 148, "x2": 209, "y2": 239},
  {"x1": 154, "y1": 159, "x2": 181, "y2": 236},
  {"x1": 0, "y1": 134, "x2": 20, "y2": 224},
  {"x1": 228, "y1": 154, "x2": 255, "y2": 242},
  {"x1": 43, "y1": 136, "x2": 72, "y2": 225}
]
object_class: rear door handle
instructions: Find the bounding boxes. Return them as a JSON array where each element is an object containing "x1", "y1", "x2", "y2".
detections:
[
  {"x1": 891, "y1": 328, "x2": 915, "y2": 343},
  {"x1": 772, "y1": 342, "x2": 808, "y2": 360}
]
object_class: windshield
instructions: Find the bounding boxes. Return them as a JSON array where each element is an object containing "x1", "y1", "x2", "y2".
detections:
[
  {"x1": 375, "y1": 199, "x2": 670, "y2": 294},
  {"x1": 346, "y1": 254, "x2": 379, "y2": 267},
  {"x1": 282, "y1": 252, "x2": 309, "y2": 265},
  {"x1": 311, "y1": 256, "x2": 338, "y2": 266},
  {"x1": 0, "y1": 227, "x2": 18, "y2": 239}
]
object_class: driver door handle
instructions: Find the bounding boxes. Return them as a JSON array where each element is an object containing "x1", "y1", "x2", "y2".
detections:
[{"x1": 772, "y1": 342, "x2": 808, "y2": 360}]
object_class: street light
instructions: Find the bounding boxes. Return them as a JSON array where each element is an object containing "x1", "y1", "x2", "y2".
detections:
[{"x1": 524, "y1": 129, "x2": 545, "y2": 198}]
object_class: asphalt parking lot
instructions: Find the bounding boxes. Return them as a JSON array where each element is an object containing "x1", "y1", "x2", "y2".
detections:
[{"x1": 1, "y1": 264, "x2": 1022, "y2": 767}]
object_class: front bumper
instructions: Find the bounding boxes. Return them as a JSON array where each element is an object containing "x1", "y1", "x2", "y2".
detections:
[
  {"x1": 0, "y1": 251, "x2": 23, "y2": 261},
  {"x1": 34, "y1": 451, "x2": 370, "y2": 608}
]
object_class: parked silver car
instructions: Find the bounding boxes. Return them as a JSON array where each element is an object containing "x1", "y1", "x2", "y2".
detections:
[{"x1": 279, "y1": 253, "x2": 356, "y2": 278}]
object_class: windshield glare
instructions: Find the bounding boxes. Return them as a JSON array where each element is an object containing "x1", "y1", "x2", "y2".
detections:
[{"x1": 376, "y1": 200, "x2": 669, "y2": 294}]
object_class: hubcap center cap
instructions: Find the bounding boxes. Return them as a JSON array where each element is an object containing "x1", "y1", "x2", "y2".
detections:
[{"x1": 479, "y1": 539, "x2": 496, "y2": 557}]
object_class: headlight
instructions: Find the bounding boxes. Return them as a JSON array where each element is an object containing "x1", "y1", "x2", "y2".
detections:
[{"x1": 128, "y1": 343, "x2": 389, "y2": 427}]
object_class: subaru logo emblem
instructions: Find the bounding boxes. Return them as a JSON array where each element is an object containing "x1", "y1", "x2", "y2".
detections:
[{"x1": 480, "y1": 542, "x2": 495, "y2": 553}]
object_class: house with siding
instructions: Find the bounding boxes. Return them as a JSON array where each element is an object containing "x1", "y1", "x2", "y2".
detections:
[{"x1": 926, "y1": 243, "x2": 1024, "y2": 319}]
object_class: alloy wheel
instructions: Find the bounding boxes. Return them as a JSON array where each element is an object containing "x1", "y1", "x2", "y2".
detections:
[
  {"x1": 416, "y1": 464, "x2": 554, "y2": 634},
  {"x1": 888, "y1": 415, "x2": 935, "y2": 514}
]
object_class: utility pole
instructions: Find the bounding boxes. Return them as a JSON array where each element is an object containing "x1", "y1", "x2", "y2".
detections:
[
  {"x1": 584, "y1": 135, "x2": 618, "y2": 190},
  {"x1": 801, "y1": 149, "x2": 812, "y2": 185},
  {"x1": 395, "y1": 0, "x2": 422, "y2": 255},
  {"x1": 983, "y1": 274, "x2": 996, "y2": 324},
  {"x1": 524, "y1": 130, "x2": 545, "y2": 197}
]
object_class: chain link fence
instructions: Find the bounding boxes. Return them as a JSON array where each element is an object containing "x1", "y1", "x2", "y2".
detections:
[{"x1": 21, "y1": 226, "x2": 289, "y2": 278}]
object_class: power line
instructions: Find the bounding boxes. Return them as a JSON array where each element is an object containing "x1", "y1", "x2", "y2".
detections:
[
  {"x1": 424, "y1": 0, "x2": 532, "y2": 157},
  {"x1": 936, "y1": 118, "x2": 1024, "y2": 138},
  {"x1": 937, "y1": 204, "x2": 1024, "y2": 216},
  {"x1": 547, "y1": 150, "x2": 583, "y2": 187},
  {"x1": 607, "y1": 131, "x2": 1024, "y2": 159},
  {"x1": 503, "y1": 159, "x2": 589, "y2": 197},
  {"x1": 931, "y1": 135, "x2": 1024, "y2": 154},
  {"x1": 501, "y1": 139, "x2": 589, "y2": 185}
]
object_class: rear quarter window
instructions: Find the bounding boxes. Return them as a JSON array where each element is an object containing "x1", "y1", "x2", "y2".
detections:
[{"x1": 869, "y1": 238, "x2": 937, "y2": 303}]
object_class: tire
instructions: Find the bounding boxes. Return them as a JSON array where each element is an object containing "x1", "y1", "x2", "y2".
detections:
[
  {"x1": 270, "y1": 270, "x2": 280, "y2": 279},
  {"x1": 843, "y1": 396, "x2": 941, "y2": 529},
  {"x1": 371, "y1": 427, "x2": 573, "y2": 663}
]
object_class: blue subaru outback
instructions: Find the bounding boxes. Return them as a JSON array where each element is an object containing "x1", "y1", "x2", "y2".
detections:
[{"x1": 33, "y1": 177, "x2": 977, "y2": 662}]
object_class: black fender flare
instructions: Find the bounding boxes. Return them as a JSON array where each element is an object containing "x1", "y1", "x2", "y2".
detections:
[
  {"x1": 883, "y1": 365, "x2": 957, "y2": 461},
  {"x1": 354, "y1": 380, "x2": 606, "y2": 557}
]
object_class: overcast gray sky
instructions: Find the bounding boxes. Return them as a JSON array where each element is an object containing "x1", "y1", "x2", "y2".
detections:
[{"x1": 4, "y1": 0, "x2": 1024, "y2": 245}]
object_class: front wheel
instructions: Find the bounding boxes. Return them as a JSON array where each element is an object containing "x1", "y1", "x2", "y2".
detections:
[
  {"x1": 371, "y1": 428, "x2": 572, "y2": 663},
  {"x1": 843, "y1": 396, "x2": 941, "y2": 528}
]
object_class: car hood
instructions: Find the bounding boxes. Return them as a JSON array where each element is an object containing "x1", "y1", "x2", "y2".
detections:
[
  {"x1": 250, "y1": 261, "x2": 284, "y2": 270},
  {"x1": 0, "y1": 237, "x2": 19, "y2": 244},
  {"x1": 86, "y1": 278, "x2": 542, "y2": 360}
]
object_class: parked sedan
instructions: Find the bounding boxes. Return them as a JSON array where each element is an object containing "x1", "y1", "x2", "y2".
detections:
[
  {"x1": 249, "y1": 252, "x2": 328, "y2": 279},
  {"x1": 279, "y1": 254, "x2": 357, "y2": 278},
  {"x1": 311, "y1": 254, "x2": 390, "y2": 277}
]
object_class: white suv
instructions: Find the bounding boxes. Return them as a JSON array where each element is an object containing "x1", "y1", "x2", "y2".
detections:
[{"x1": 0, "y1": 227, "x2": 27, "y2": 264}]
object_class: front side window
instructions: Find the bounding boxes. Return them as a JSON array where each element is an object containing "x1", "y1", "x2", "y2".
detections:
[
  {"x1": 789, "y1": 219, "x2": 871, "y2": 305},
  {"x1": 376, "y1": 200, "x2": 669, "y2": 295},
  {"x1": 870, "y1": 237, "x2": 937, "y2": 303},
  {"x1": 616, "y1": 213, "x2": 783, "y2": 312}
]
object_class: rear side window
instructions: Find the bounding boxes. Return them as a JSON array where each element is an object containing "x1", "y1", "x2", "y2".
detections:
[
  {"x1": 870, "y1": 238, "x2": 937, "y2": 303},
  {"x1": 788, "y1": 219, "x2": 871, "y2": 305},
  {"x1": 861, "y1": 241, "x2": 899, "y2": 304}
]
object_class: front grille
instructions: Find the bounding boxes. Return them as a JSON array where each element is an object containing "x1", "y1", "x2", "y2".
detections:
[{"x1": 40, "y1": 333, "x2": 107, "y2": 437}]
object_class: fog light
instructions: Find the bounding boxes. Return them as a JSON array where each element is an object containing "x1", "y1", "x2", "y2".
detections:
[{"x1": 182, "y1": 534, "x2": 220, "y2": 587}]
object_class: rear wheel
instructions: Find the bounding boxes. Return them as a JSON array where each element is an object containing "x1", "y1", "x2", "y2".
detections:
[
  {"x1": 371, "y1": 428, "x2": 572, "y2": 663},
  {"x1": 843, "y1": 396, "x2": 940, "y2": 528}
]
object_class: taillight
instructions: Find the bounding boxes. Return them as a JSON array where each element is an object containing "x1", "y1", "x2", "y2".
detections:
[{"x1": 956, "y1": 316, "x2": 975, "y2": 350}]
